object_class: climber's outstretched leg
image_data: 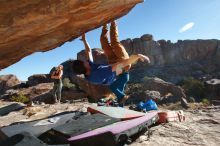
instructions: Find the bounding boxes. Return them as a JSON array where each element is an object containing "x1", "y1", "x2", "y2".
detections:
[
  {"x1": 100, "y1": 24, "x2": 118, "y2": 64},
  {"x1": 109, "y1": 21, "x2": 131, "y2": 105},
  {"x1": 110, "y1": 21, "x2": 131, "y2": 71}
]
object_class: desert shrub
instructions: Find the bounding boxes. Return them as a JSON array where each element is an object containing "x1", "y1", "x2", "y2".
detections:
[
  {"x1": 142, "y1": 76, "x2": 153, "y2": 82},
  {"x1": 201, "y1": 98, "x2": 211, "y2": 105},
  {"x1": 10, "y1": 94, "x2": 29, "y2": 103},
  {"x1": 62, "y1": 78, "x2": 76, "y2": 89},
  {"x1": 181, "y1": 78, "x2": 205, "y2": 101}
]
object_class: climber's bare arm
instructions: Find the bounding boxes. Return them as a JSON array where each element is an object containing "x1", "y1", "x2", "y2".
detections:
[
  {"x1": 81, "y1": 34, "x2": 94, "y2": 62},
  {"x1": 111, "y1": 54, "x2": 150, "y2": 75}
]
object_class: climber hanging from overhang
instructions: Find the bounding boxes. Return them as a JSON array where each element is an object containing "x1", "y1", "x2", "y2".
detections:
[{"x1": 72, "y1": 20, "x2": 150, "y2": 106}]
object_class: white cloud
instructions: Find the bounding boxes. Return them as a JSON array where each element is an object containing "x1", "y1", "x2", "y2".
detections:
[{"x1": 179, "y1": 22, "x2": 195, "y2": 33}]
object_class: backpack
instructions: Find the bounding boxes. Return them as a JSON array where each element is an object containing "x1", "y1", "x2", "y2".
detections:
[{"x1": 138, "y1": 99, "x2": 158, "y2": 111}]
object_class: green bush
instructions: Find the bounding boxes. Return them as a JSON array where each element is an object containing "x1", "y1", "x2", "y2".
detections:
[
  {"x1": 142, "y1": 76, "x2": 153, "y2": 82},
  {"x1": 62, "y1": 78, "x2": 76, "y2": 89},
  {"x1": 181, "y1": 78, "x2": 205, "y2": 100},
  {"x1": 201, "y1": 98, "x2": 210, "y2": 105},
  {"x1": 10, "y1": 94, "x2": 29, "y2": 103}
]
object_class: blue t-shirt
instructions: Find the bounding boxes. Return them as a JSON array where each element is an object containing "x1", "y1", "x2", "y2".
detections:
[{"x1": 85, "y1": 61, "x2": 116, "y2": 85}]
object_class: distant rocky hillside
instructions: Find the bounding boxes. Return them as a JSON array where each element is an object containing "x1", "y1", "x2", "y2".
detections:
[
  {"x1": 121, "y1": 34, "x2": 220, "y2": 66},
  {"x1": 78, "y1": 34, "x2": 220, "y2": 68}
]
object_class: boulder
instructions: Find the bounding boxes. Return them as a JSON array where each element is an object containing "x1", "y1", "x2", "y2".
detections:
[
  {"x1": 0, "y1": 89, "x2": 19, "y2": 99},
  {"x1": 143, "y1": 77, "x2": 188, "y2": 106},
  {"x1": 1, "y1": 83, "x2": 54, "y2": 103},
  {"x1": 130, "y1": 90, "x2": 161, "y2": 104},
  {"x1": 205, "y1": 79, "x2": 220, "y2": 100},
  {"x1": 4, "y1": 82, "x2": 90, "y2": 104},
  {"x1": 27, "y1": 74, "x2": 51, "y2": 87},
  {"x1": 0, "y1": 74, "x2": 20, "y2": 94},
  {"x1": 62, "y1": 90, "x2": 88, "y2": 101},
  {"x1": 77, "y1": 48, "x2": 108, "y2": 64},
  {"x1": 60, "y1": 59, "x2": 75, "y2": 81},
  {"x1": 0, "y1": 0, "x2": 143, "y2": 69},
  {"x1": 49, "y1": 59, "x2": 78, "y2": 83},
  {"x1": 19, "y1": 83, "x2": 54, "y2": 102},
  {"x1": 76, "y1": 76, "x2": 112, "y2": 101},
  {"x1": 144, "y1": 90, "x2": 161, "y2": 100}
]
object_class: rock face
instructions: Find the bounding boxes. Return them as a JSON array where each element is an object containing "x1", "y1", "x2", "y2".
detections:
[
  {"x1": 2, "y1": 83, "x2": 54, "y2": 103},
  {"x1": 121, "y1": 35, "x2": 165, "y2": 66},
  {"x1": 77, "y1": 48, "x2": 108, "y2": 64},
  {"x1": 216, "y1": 43, "x2": 220, "y2": 66},
  {"x1": 143, "y1": 90, "x2": 161, "y2": 100},
  {"x1": 120, "y1": 35, "x2": 220, "y2": 84},
  {"x1": 124, "y1": 78, "x2": 189, "y2": 108},
  {"x1": 121, "y1": 35, "x2": 220, "y2": 68},
  {"x1": 143, "y1": 78, "x2": 186, "y2": 98},
  {"x1": 27, "y1": 74, "x2": 51, "y2": 87},
  {"x1": 0, "y1": 74, "x2": 20, "y2": 95},
  {"x1": 19, "y1": 83, "x2": 53, "y2": 101},
  {"x1": 62, "y1": 89, "x2": 87, "y2": 101},
  {"x1": 121, "y1": 35, "x2": 219, "y2": 66},
  {"x1": 0, "y1": 0, "x2": 143, "y2": 69},
  {"x1": 205, "y1": 79, "x2": 220, "y2": 101}
]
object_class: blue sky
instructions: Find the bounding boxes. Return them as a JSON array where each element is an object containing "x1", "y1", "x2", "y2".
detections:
[{"x1": 0, "y1": 0, "x2": 220, "y2": 81}]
